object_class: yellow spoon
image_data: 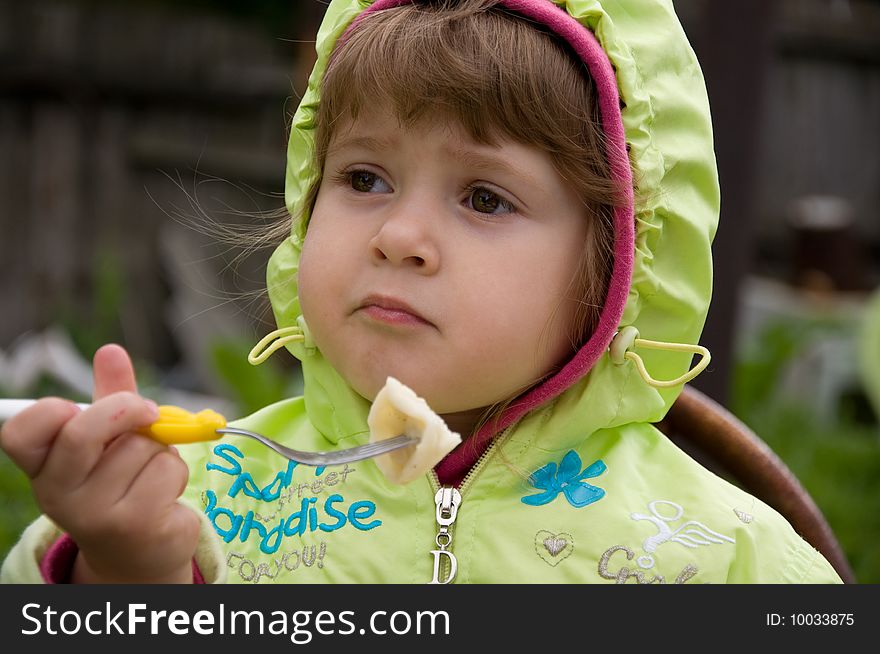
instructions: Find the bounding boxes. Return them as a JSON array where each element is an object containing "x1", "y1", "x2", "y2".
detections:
[{"x1": 138, "y1": 405, "x2": 227, "y2": 445}]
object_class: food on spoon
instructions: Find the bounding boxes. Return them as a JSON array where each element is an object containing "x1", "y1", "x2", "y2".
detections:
[
  {"x1": 367, "y1": 377, "x2": 462, "y2": 484},
  {"x1": 140, "y1": 405, "x2": 227, "y2": 445}
]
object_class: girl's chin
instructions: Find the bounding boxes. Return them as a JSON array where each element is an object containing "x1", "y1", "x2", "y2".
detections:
[
  {"x1": 349, "y1": 374, "x2": 488, "y2": 435},
  {"x1": 352, "y1": 374, "x2": 447, "y2": 410}
]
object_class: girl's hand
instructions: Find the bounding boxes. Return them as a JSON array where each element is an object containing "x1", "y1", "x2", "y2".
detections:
[{"x1": 0, "y1": 344, "x2": 200, "y2": 583}]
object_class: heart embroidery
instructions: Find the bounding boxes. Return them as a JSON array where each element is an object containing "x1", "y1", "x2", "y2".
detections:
[
  {"x1": 545, "y1": 536, "x2": 567, "y2": 556},
  {"x1": 535, "y1": 530, "x2": 574, "y2": 566}
]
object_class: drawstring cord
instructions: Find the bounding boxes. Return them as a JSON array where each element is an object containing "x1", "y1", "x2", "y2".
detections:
[
  {"x1": 610, "y1": 326, "x2": 711, "y2": 388},
  {"x1": 248, "y1": 319, "x2": 710, "y2": 388},
  {"x1": 248, "y1": 317, "x2": 314, "y2": 365}
]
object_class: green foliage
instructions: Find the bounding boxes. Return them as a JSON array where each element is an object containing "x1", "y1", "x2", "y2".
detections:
[
  {"x1": 745, "y1": 403, "x2": 880, "y2": 582},
  {"x1": 0, "y1": 379, "x2": 40, "y2": 564},
  {"x1": 0, "y1": 452, "x2": 39, "y2": 564},
  {"x1": 858, "y1": 290, "x2": 880, "y2": 420},
  {"x1": 57, "y1": 246, "x2": 126, "y2": 361},
  {"x1": 208, "y1": 337, "x2": 303, "y2": 417},
  {"x1": 731, "y1": 320, "x2": 880, "y2": 583},
  {"x1": 731, "y1": 322, "x2": 809, "y2": 416},
  {"x1": 731, "y1": 318, "x2": 850, "y2": 418}
]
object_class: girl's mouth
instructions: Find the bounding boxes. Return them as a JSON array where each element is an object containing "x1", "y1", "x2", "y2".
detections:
[{"x1": 357, "y1": 294, "x2": 434, "y2": 328}]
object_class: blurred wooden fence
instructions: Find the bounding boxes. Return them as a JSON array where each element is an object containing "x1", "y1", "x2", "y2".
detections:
[{"x1": 0, "y1": 0, "x2": 322, "y2": 374}]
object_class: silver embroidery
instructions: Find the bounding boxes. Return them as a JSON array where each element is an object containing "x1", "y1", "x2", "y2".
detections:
[
  {"x1": 535, "y1": 530, "x2": 574, "y2": 566},
  {"x1": 317, "y1": 541, "x2": 327, "y2": 568},
  {"x1": 238, "y1": 558, "x2": 256, "y2": 582},
  {"x1": 226, "y1": 544, "x2": 328, "y2": 583},
  {"x1": 545, "y1": 536, "x2": 567, "y2": 556},
  {"x1": 598, "y1": 545, "x2": 659, "y2": 583},
  {"x1": 675, "y1": 564, "x2": 699, "y2": 584},
  {"x1": 598, "y1": 545, "x2": 699, "y2": 584},
  {"x1": 283, "y1": 550, "x2": 300, "y2": 571},
  {"x1": 302, "y1": 544, "x2": 317, "y2": 567},
  {"x1": 254, "y1": 562, "x2": 279, "y2": 582},
  {"x1": 734, "y1": 508, "x2": 754, "y2": 523}
]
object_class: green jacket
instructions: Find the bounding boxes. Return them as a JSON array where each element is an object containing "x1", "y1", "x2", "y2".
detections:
[{"x1": 2, "y1": 0, "x2": 842, "y2": 584}]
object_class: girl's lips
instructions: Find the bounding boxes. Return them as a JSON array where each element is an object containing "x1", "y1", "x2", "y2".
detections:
[
  {"x1": 358, "y1": 295, "x2": 434, "y2": 328},
  {"x1": 361, "y1": 305, "x2": 431, "y2": 327}
]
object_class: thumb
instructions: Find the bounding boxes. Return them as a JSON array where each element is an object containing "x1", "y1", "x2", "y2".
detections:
[{"x1": 92, "y1": 344, "x2": 139, "y2": 401}]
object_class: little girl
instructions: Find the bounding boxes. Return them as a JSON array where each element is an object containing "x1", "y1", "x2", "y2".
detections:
[{"x1": 1, "y1": 0, "x2": 842, "y2": 583}]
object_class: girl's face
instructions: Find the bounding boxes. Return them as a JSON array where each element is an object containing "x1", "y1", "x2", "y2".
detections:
[{"x1": 298, "y1": 110, "x2": 589, "y2": 435}]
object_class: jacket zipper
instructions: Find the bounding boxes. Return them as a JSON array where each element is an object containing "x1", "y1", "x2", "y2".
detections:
[
  {"x1": 427, "y1": 426, "x2": 512, "y2": 584},
  {"x1": 427, "y1": 486, "x2": 462, "y2": 584}
]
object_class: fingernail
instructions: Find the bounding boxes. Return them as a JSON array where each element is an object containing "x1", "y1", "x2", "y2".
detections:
[{"x1": 145, "y1": 399, "x2": 160, "y2": 419}]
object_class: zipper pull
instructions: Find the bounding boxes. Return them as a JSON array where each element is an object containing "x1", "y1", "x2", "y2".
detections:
[{"x1": 428, "y1": 486, "x2": 462, "y2": 584}]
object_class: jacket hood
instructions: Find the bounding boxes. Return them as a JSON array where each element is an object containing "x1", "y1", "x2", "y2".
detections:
[{"x1": 263, "y1": 0, "x2": 719, "y2": 448}]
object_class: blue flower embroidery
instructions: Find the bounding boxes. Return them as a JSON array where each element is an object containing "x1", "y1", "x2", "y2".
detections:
[{"x1": 521, "y1": 450, "x2": 607, "y2": 508}]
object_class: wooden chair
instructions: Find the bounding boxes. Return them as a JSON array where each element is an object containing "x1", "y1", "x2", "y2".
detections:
[{"x1": 655, "y1": 385, "x2": 857, "y2": 583}]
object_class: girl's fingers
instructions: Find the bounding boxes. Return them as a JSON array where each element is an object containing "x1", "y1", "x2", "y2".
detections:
[
  {"x1": 120, "y1": 448, "x2": 190, "y2": 516},
  {"x1": 36, "y1": 392, "x2": 160, "y2": 491},
  {"x1": 0, "y1": 398, "x2": 81, "y2": 479},
  {"x1": 80, "y1": 431, "x2": 168, "y2": 506},
  {"x1": 92, "y1": 344, "x2": 139, "y2": 402}
]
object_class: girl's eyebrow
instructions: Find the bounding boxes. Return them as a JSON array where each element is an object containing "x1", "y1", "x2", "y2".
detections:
[
  {"x1": 327, "y1": 134, "x2": 396, "y2": 155},
  {"x1": 447, "y1": 146, "x2": 542, "y2": 190}
]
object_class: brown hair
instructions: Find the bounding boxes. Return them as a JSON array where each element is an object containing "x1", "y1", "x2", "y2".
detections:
[{"x1": 305, "y1": 0, "x2": 627, "y2": 354}]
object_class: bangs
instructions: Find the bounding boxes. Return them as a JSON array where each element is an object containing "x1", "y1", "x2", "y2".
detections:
[{"x1": 320, "y1": 1, "x2": 607, "y2": 158}]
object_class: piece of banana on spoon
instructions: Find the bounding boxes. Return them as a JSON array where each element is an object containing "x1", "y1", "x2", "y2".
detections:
[{"x1": 367, "y1": 376, "x2": 462, "y2": 485}]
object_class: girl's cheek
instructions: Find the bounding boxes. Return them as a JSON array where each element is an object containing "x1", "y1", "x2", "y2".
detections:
[
  {"x1": 297, "y1": 238, "x2": 334, "y2": 325},
  {"x1": 296, "y1": 255, "x2": 315, "y2": 314}
]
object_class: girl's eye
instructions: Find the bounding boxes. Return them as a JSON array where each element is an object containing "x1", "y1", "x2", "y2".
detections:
[
  {"x1": 467, "y1": 186, "x2": 514, "y2": 215},
  {"x1": 349, "y1": 170, "x2": 390, "y2": 193}
]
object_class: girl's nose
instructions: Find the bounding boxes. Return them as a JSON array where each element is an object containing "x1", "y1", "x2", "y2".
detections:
[{"x1": 369, "y1": 205, "x2": 440, "y2": 274}]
